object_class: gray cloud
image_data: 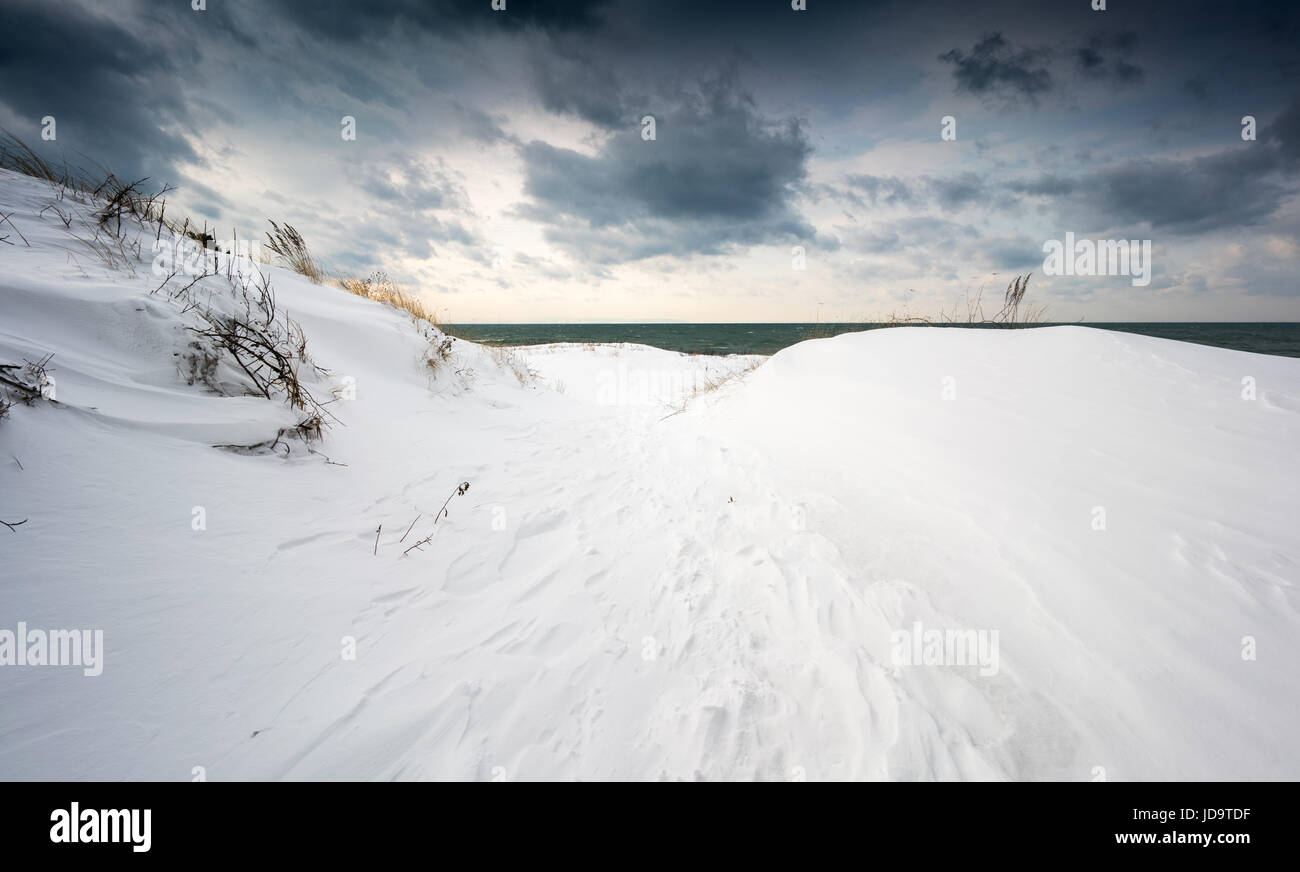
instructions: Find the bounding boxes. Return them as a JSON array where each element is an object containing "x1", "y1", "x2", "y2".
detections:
[
  {"x1": 264, "y1": 0, "x2": 613, "y2": 42},
  {"x1": 532, "y1": 49, "x2": 631, "y2": 129},
  {"x1": 841, "y1": 216, "x2": 980, "y2": 255},
  {"x1": 837, "y1": 93, "x2": 1300, "y2": 240},
  {"x1": 1007, "y1": 100, "x2": 1300, "y2": 234},
  {"x1": 449, "y1": 101, "x2": 512, "y2": 144},
  {"x1": 1076, "y1": 32, "x2": 1144, "y2": 85},
  {"x1": 0, "y1": 0, "x2": 197, "y2": 183},
  {"x1": 1005, "y1": 175, "x2": 1078, "y2": 197},
  {"x1": 1183, "y1": 77, "x2": 1210, "y2": 101},
  {"x1": 517, "y1": 75, "x2": 818, "y2": 262},
  {"x1": 356, "y1": 156, "x2": 473, "y2": 214},
  {"x1": 929, "y1": 173, "x2": 989, "y2": 209},
  {"x1": 836, "y1": 173, "x2": 990, "y2": 212},
  {"x1": 844, "y1": 174, "x2": 916, "y2": 207},
  {"x1": 1073, "y1": 149, "x2": 1291, "y2": 234},
  {"x1": 939, "y1": 33, "x2": 1053, "y2": 104},
  {"x1": 1271, "y1": 91, "x2": 1300, "y2": 169},
  {"x1": 353, "y1": 159, "x2": 481, "y2": 264},
  {"x1": 941, "y1": 28, "x2": 1153, "y2": 107},
  {"x1": 0, "y1": 0, "x2": 1296, "y2": 315},
  {"x1": 186, "y1": 181, "x2": 235, "y2": 219}
]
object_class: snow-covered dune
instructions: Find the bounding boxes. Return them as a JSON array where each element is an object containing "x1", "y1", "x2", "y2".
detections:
[
  {"x1": 697, "y1": 327, "x2": 1300, "y2": 779},
  {"x1": 1, "y1": 168, "x2": 1297, "y2": 780}
]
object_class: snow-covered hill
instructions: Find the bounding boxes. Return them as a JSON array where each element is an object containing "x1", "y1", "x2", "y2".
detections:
[{"x1": 1, "y1": 168, "x2": 1297, "y2": 780}]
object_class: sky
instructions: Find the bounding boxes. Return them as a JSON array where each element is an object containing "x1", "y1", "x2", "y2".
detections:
[{"x1": 1, "y1": 0, "x2": 1298, "y2": 322}]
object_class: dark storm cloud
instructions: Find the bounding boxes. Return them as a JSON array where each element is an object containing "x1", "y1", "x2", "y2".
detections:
[
  {"x1": 862, "y1": 147, "x2": 1290, "y2": 238},
  {"x1": 0, "y1": 0, "x2": 612, "y2": 183},
  {"x1": 264, "y1": 0, "x2": 613, "y2": 42},
  {"x1": 1075, "y1": 148, "x2": 1291, "y2": 235},
  {"x1": 1075, "y1": 46, "x2": 1103, "y2": 75},
  {"x1": 3, "y1": 0, "x2": 1298, "y2": 295},
  {"x1": 1007, "y1": 98, "x2": 1300, "y2": 234},
  {"x1": 1075, "y1": 32, "x2": 1143, "y2": 85},
  {"x1": 0, "y1": 1, "x2": 196, "y2": 183},
  {"x1": 1115, "y1": 62, "x2": 1142, "y2": 85},
  {"x1": 940, "y1": 27, "x2": 1154, "y2": 106},
  {"x1": 1270, "y1": 92, "x2": 1300, "y2": 169},
  {"x1": 837, "y1": 90, "x2": 1300, "y2": 241},
  {"x1": 1183, "y1": 77, "x2": 1210, "y2": 102},
  {"x1": 532, "y1": 50, "x2": 630, "y2": 129},
  {"x1": 333, "y1": 62, "x2": 406, "y2": 111},
  {"x1": 938, "y1": 33, "x2": 1053, "y2": 104},
  {"x1": 517, "y1": 76, "x2": 816, "y2": 262}
]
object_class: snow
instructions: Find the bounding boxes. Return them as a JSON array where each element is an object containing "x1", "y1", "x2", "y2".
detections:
[{"x1": 1, "y1": 167, "x2": 1297, "y2": 780}]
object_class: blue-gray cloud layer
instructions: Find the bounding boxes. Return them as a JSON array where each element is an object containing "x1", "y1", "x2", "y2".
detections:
[{"x1": 1, "y1": 0, "x2": 1297, "y2": 303}]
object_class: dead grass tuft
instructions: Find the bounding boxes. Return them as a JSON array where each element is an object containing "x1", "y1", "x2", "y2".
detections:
[
  {"x1": 489, "y1": 345, "x2": 535, "y2": 386},
  {"x1": 337, "y1": 270, "x2": 441, "y2": 326},
  {"x1": 0, "y1": 131, "x2": 73, "y2": 186},
  {"x1": 893, "y1": 272, "x2": 1046, "y2": 327},
  {"x1": 265, "y1": 220, "x2": 324, "y2": 283}
]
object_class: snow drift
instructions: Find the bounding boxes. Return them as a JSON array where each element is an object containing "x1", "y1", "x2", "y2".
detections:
[{"x1": 1, "y1": 168, "x2": 1297, "y2": 780}]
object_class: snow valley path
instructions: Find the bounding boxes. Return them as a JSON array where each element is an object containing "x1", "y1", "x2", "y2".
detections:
[{"x1": 1, "y1": 169, "x2": 1298, "y2": 780}]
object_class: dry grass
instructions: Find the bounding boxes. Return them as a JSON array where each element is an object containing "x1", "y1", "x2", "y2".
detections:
[
  {"x1": 2, "y1": 132, "x2": 325, "y2": 291},
  {"x1": 2, "y1": 132, "x2": 179, "y2": 229},
  {"x1": 0, "y1": 135, "x2": 343, "y2": 448},
  {"x1": 339, "y1": 271, "x2": 457, "y2": 376},
  {"x1": 425, "y1": 331, "x2": 454, "y2": 375},
  {"x1": 337, "y1": 270, "x2": 442, "y2": 326},
  {"x1": 802, "y1": 273, "x2": 1046, "y2": 340},
  {"x1": 799, "y1": 321, "x2": 842, "y2": 342},
  {"x1": 265, "y1": 220, "x2": 324, "y2": 283},
  {"x1": 1, "y1": 131, "x2": 229, "y2": 284},
  {"x1": 660, "y1": 358, "x2": 764, "y2": 419},
  {"x1": 688, "y1": 358, "x2": 763, "y2": 400},
  {"x1": 0, "y1": 131, "x2": 72, "y2": 186},
  {"x1": 489, "y1": 345, "x2": 535, "y2": 386},
  {"x1": 897, "y1": 272, "x2": 1046, "y2": 326}
]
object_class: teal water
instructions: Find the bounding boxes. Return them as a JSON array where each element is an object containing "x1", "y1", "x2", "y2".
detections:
[{"x1": 443, "y1": 323, "x2": 1300, "y2": 359}]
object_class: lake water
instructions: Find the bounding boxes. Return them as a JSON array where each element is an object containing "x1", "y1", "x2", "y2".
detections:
[{"x1": 443, "y1": 323, "x2": 1300, "y2": 359}]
